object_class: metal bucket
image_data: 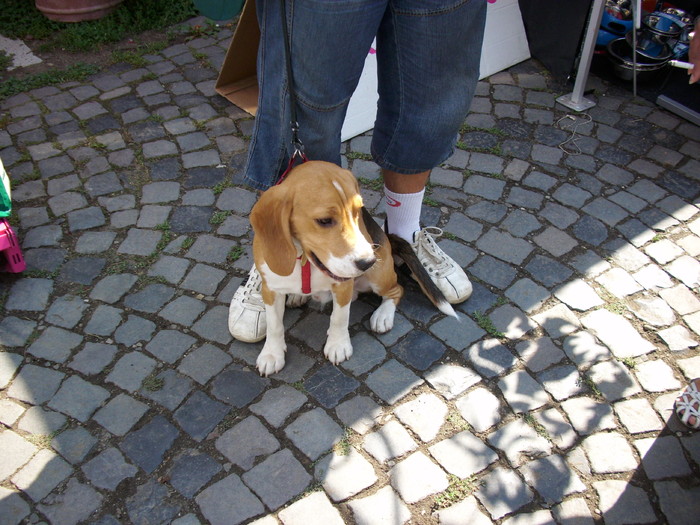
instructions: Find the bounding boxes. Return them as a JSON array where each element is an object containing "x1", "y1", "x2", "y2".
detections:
[
  {"x1": 625, "y1": 30, "x2": 673, "y2": 62},
  {"x1": 606, "y1": 37, "x2": 669, "y2": 82}
]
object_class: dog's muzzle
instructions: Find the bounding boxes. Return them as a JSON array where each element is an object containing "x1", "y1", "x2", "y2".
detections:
[{"x1": 309, "y1": 252, "x2": 376, "y2": 281}]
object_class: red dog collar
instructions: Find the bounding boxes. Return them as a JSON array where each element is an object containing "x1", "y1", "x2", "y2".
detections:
[{"x1": 297, "y1": 256, "x2": 312, "y2": 294}]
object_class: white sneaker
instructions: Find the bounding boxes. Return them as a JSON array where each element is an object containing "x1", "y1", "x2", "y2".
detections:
[
  {"x1": 228, "y1": 266, "x2": 266, "y2": 343},
  {"x1": 411, "y1": 227, "x2": 472, "y2": 304}
]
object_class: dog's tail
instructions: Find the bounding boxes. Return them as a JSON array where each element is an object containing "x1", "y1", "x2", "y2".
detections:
[
  {"x1": 387, "y1": 232, "x2": 458, "y2": 319},
  {"x1": 362, "y1": 207, "x2": 456, "y2": 318}
]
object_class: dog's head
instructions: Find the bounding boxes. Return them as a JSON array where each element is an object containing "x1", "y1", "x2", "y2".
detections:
[{"x1": 250, "y1": 161, "x2": 377, "y2": 281}]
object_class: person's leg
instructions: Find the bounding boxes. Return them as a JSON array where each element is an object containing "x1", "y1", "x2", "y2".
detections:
[
  {"x1": 242, "y1": 0, "x2": 387, "y2": 190},
  {"x1": 230, "y1": 0, "x2": 389, "y2": 342},
  {"x1": 373, "y1": 0, "x2": 487, "y2": 304},
  {"x1": 382, "y1": 170, "x2": 429, "y2": 240},
  {"x1": 373, "y1": 0, "x2": 486, "y2": 173},
  {"x1": 675, "y1": 378, "x2": 700, "y2": 430}
]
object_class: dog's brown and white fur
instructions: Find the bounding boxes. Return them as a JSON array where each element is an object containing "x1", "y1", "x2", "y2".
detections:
[{"x1": 250, "y1": 161, "x2": 404, "y2": 376}]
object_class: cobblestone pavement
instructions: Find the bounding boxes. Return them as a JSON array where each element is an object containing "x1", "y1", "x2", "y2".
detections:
[{"x1": 2, "y1": 17, "x2": 700, "y2": 525}]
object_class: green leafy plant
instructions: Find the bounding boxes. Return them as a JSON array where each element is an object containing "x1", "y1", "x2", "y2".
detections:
[
  {"x1": 26, "y1": 430, "x2": 63, "y2": 449},
  {"x1": 212, "y1": 181, "x2": 233, "y2": 195},
  {"x1": 0, "y1": 0, "x2": 197, "y2": 52},
  {"x1": 184, "y1": 20, "x2": 223, "y2": 41},
  {"x1": 434, "y1": 475, "x2": 479, "y2": 509},
  {"x1": 346, "y1": 152, "x2": 373, "y2": 161},
  {"x1": 0, "y1": 63, "x2": 100, "y2": 101},
  {"x1": 620, "y1": 357, "x2": 636, "y2": 369},
  {"x1": 227, "y1": 246, "x2": 244, "y2": 262},
  {"x1": 522, "y1": 412, "x2": 551, "y2": 440},
  {"x1": 446, "y1": 411, "x2": 470, "y2": 432},
  {"x1": 473, "y1": 311, "x2": 504, "y2": 338},
  {"x1": 181, "y1": 237, "x2": 195, "y2": 250},
  {"x1": 210, "y1": 211, "x2": 231, "y2": 225},
  {"x1": 357, "y1": 177, "x2": 384, "y2": 192},
  {"x1": 0, "y1": 50, "x2": 12, "y2": 73},
  {"x1": 291, "y1": 381, "x2": 307, "y2": 393},
  {"x1": 577, "y1": 373, "x2": 602, "y2": 397},
  {"x1": 111, "y1": 49, "x2": 149, "y2": 67},
  {"x1": 142, "y1": 373, "x2": 164, "y2": 392},
  {"x1": 333, "y1": 428, "x2": 353, "y2": 456}
]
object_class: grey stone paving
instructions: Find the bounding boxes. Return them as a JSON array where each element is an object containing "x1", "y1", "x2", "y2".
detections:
[{"x1": 1, "y1": 13, "x2": 700, "y2": 525}]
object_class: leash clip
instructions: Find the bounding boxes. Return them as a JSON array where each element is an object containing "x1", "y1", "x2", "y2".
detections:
[
  {"x1": 290, "y1": 120, "x2": 305, "y2": 159},
  {"x1": 276, "y1": 122, "x2": 308, "y2": 185}
]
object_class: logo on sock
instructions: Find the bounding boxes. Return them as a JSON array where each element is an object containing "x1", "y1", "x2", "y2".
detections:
[{"x1": 385, "y1": 196, "x2": 401, "y2": 207}]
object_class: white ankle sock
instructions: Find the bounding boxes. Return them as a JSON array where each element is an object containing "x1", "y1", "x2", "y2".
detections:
[{"x1": 384, "y1": 186, "x2": 423, "y2": 242}]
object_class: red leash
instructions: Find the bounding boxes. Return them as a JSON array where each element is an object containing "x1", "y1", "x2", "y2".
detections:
[
  {"x1": 276, "y1": 0, "x2": 311, "y2": 292},
  {"x1": 277, "y1": 140, "x2": 311, "y2": 293},
  {"x1": 276, "y1": 146, "x2": 308, "y2": 185},
  {"x1": 298, "y1": 256, "x2": 312, "y2": 294}
]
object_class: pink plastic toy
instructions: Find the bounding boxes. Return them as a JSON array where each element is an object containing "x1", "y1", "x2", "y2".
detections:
[{"x1": 0, "y1": 218, "x2": 26, "y2": 273}]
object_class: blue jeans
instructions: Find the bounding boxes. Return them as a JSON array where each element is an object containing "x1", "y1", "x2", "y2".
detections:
[{"x1": 243, "y1": 0, "x2": 487, "y2": 190}]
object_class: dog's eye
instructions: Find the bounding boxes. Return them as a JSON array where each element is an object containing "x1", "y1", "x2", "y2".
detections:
[{"x1": 316, "y1": 218, "x2": 335, "y2": 227}]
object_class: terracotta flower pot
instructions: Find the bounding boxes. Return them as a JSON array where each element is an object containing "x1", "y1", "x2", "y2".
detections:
[{"x1": 35, "y1": 0, "x2": 124, "y2": 23}]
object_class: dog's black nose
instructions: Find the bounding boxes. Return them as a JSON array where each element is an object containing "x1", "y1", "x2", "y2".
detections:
[{"x1": 355, "y1": 256, "x2": 376, "y2": 272}]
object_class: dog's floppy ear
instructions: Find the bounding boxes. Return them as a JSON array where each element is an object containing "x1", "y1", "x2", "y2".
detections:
[{"x1": 250, "y1": 184, "x2": 297, "y2": 276}]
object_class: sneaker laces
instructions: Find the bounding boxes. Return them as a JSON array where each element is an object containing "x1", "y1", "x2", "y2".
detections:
[
  {"x1": 235, "y1": 267, "x2": 265, "y2": 311},
  {"x1": 412, "y1": 227, "x2": 453, "y2": 277}
]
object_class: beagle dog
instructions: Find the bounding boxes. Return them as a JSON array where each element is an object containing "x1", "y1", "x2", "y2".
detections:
[{"x1": 250, "y1": 160, "x2": 453, "y2": 376}]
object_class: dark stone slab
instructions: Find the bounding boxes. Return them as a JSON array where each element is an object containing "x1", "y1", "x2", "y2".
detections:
[
  {"x1": 391, "y1": 331, "x2": 446, "y2": 371},
  {"x1": 86, "y1": 115, "x2": 121, "y2": 134},
  {"x1": 463, "y1": 339, "x2": 518, "y2": 379},
  {"x1": 128, "y1": 120, "x2": 166, "y2": 142},
  {"x1": 169, "y1": 206, "x2": 214, "y2": 233},
  {"x1": 210, "y1": 365, "x2": 268, "y2": 408},
  {"x1": 393, "y1": 281, "x2": 441, "y2": 324},
  {"x1": 465, "y1": 201, "x2": 508, "y2": 223},
  {"x1": 124, "y1": 283, "x2": 176, "y2": 313},
  {"x1": 525, "y1": 255, "x2": 573, "y2": 288},
  {"x1": 594, "y1": 144, "x2": 634, "y2": 166},
  {"x1": 534, "y1": 125, "x2": 569, "y2": 146},
  {"x1": 458, "y1": 281, "x2": 498, "y2": 315},
  {"x1": 572, "y1": 214, "x2": 608, "y2": 246},
  {"x1": 460, "y1": 131, "x2": 500, "y2": 150},
  {"x1": 365, "y1": 359, "x2": 423, "y2": 404},
  {"x1": 304, "y1": 364, "x2": 360, "y2": 409},
  {"x1": 139, "y1": 369, "x2": 194, "y2": 411},
  {"x1": 183, "y1": 166, "x2": 228, "y2": 189},
  {"x1": 120, "y1": 415, "x2": 179, "y2": 473},
  {"x1": 126, "y1": 479, "x2": 180, "y2": 525},
  {"x1": 58, "y1": 257, "x2": 106, "y2": 285},
  {"x1": 469, "y1": 255, "x2": 516, "y2": 290},
  {"x1": 497, "y1": 118, "x2": 533, "y2": 139},
  {"x1": 658, "y1": 171, "x2": 700, "y2": 200},
  {"x1": 148, "y1": 157, "x2": 182, "y2": 181},
  {"x1": 109, "y1": 94, "x2": 142, "y2": 114},
  {"x1": 654, "y1": 480, "x2": 700, "y2": 525},
  {"x1": 242, "y1": 449, "x2": 312, "y2": 510},
  {"x1": 169, "y1": 450, "x2": 222, "y2": 498},
  {"x1": 174, "y1": 391, "x2": 229, "y2": 441}
]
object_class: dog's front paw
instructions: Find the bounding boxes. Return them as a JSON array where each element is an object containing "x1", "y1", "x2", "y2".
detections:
[
  {"x1": 324, "y1": 336, "x2": 353, "y2": 365},
  {"x1": 286, "y1": 294, "x2": 310, "y2": 308},
  {"x1": 256, "y1": 344, "x2": 286, "y2": 376},
  {"x1": 370, "y1": 299, "x2": 396, "y2": 333}
]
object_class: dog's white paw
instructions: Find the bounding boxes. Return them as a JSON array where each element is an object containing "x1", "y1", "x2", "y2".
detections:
[
  {"x1": 286, "y1": 294, "x2": 310, "y2": 308},
  {"x1": 324, "y1": 336, "x2": 353, "y2": 365},
  {"x1": 256, "y1": 345, "x2": 286, "y2": 376},
  {"x1": 370, "y1": 299, "x2": 396, "y2": 333}
]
